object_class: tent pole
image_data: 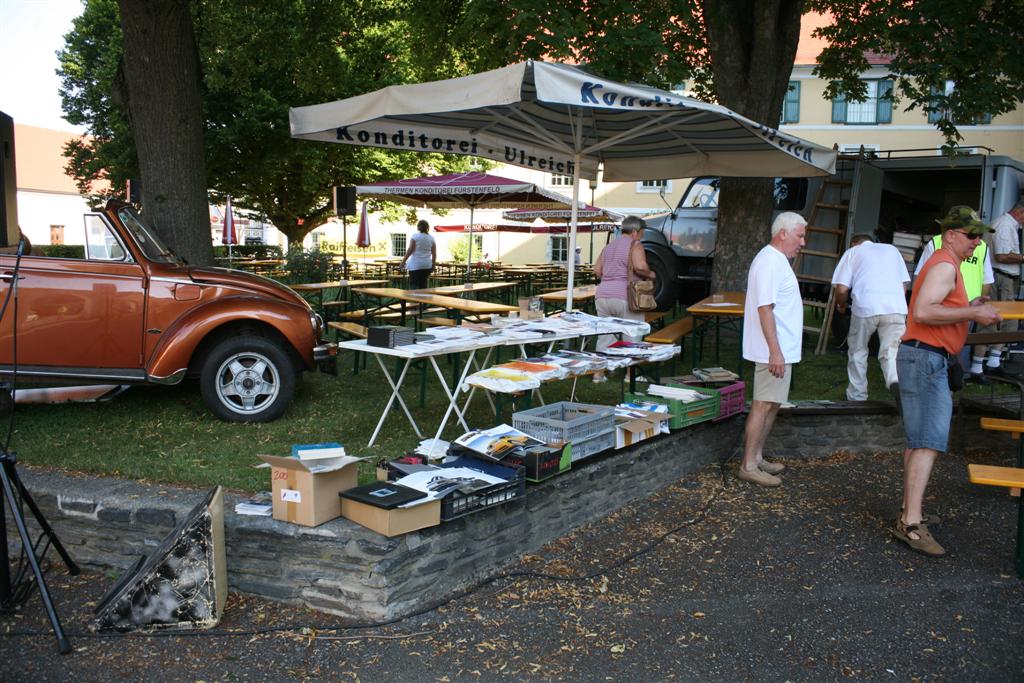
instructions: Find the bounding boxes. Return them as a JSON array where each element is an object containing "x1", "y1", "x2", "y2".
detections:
[
  {"x1": 466, "y1": 205, "x2": 475, "y2": 283},
  {"x1": 566, "y1": 154, "x2": 582, "y2": 312}
]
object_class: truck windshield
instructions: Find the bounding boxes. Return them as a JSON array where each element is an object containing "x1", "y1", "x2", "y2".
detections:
[
  {"x1": 681, "y1": 178, "x2": 720, "y2": 209},
  {"x1": 680, "y1": 177, "x2": 807, "y2": 211},
  {"x1": 117, "y1": 206, "x2": 179, "y2": 263}
]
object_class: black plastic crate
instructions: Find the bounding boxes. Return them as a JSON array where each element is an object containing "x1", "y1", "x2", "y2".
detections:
[
  {"x1": 500, "y1": 444, "x2": 571, "y2": 482},
  {"x1": 438, "y1": 457, "x2": 525, "y2": 521}
]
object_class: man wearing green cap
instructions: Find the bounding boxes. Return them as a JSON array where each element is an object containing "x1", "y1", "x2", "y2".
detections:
[{"x1": 893, "y1": 206, "x2": 1002, "y2": 557}]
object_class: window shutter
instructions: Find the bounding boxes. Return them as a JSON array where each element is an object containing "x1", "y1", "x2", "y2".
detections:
[
  {"x1": 876, "y1": 80, "x2": 893, "y2": 123},
  {"x1": 545, "y1": 237, "x2": 553, "y2": 262},
  {"x1": 831, "y1": 91, "x2": 847, "y2": 123}
]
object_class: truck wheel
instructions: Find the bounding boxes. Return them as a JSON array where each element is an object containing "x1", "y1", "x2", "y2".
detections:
[
  {"x1": 199, "y1": 335, "x2": 296, "y2": 422},
  {"x1": 644, "y1": 245, "x2": 678, "y2": 311}
]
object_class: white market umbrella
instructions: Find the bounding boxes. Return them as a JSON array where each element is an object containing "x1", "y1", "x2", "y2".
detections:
[
  {"x1": 356, "y1": 172, "x2": 573, "y2": 280},
  {"x1": 291, "y1": 60, "x2": 838, "y2": 310}
]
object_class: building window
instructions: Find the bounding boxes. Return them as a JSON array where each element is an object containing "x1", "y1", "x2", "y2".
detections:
[
  {"x1": 50, "y1": 225, "x2": 64, "y2": 245},
  {"x1": 390, "y1": 233, "x2": 407, "y2": 257},
  {"x1": 838, "y1": 144, "x2": 881, "y2": 157},
  {"x1": 636, "y1": 179, "x2": 671, "y2": 193},
  {"x1": 831, "y1": 79, "x2": 893, "y2": 125},
  {"x1": 782, "y1": 81, "x2": 800, "y2": 124},
  {"x1": 927, "y1": 81, "x2": 992, "y2": 125},
  {"x1": 550, "y1": 174, "x2": 573, "y2": 187},
  {"x1": 548, "y1": 235, "x2": 568, "y2": 263}
]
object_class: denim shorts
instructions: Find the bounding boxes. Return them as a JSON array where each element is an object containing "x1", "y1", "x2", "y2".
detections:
[{"x1": 897, "y1": 343, "x2": 952, "y2": 452}]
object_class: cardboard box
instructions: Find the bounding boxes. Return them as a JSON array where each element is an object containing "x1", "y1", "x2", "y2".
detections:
[
  {"x1": 341, "y1": 498, "x2": 441, "y2": 537},
  {"x1": 518, "y1": 296, "x2": 544, "y2": 320},
  {"x1": 258, "y1": 454, "x2": 362, "y2": 527},
  {"x1": 614, "y1": 409, "x2": 671, "y2": 449}
]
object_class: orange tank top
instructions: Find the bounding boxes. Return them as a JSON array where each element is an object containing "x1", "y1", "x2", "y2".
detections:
[{"x1": 903, "y1": 248, "x2": 970, "y2": 355}]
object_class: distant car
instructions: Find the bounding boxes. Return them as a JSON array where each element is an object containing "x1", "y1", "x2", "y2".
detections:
[{"x1": 0, "y1": 201, "x2": 336, "y2": 422}]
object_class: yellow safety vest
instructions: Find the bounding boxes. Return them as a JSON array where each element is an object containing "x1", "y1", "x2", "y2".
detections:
[{"x1": 931, "y1": 235, "x2": 987, "y2": 300}]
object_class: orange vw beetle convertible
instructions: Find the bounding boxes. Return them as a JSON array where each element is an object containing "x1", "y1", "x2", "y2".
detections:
[{"x1": 0, "y1": 202, "x2": 336, "y2": 422}]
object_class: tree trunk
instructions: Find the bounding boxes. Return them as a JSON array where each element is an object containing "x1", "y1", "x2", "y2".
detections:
[
  {"x1": 700, "y1": 0, "x2": 804, "y2": 291},
  {"x1": 117, "y1": 0, "x2": 212, "y2": 266}
]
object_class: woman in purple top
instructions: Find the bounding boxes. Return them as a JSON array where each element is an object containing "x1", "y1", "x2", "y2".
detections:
[{"x1": 593, "y1": 216, "x2": 657, "y2": 377}]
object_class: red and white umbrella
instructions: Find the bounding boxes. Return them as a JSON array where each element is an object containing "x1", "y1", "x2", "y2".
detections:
[
  {"x1": 221, "y1": 196, "x2": 237, "y2": 245},
  {"x1": 356, "y1": 201, "x2": 370, "y2": 248},
  {"x1": 501, "y1": 204, "x2": 623, "y2": 224},
  {"x1": 357, "y1": 172, "x2": 574, "y2": 280}
]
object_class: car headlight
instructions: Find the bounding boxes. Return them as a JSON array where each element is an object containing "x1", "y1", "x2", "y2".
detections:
[{"x1": 310, "y1": 311, "x2": 324, "y2": 336}]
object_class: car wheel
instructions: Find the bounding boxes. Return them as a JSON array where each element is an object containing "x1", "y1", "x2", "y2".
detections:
[
  {"x1": 644, "y1": 244, "x2": 678, "y2": 311},
  {"x1": 199, "y1": 335, "x2": 296, "y2": 422}
]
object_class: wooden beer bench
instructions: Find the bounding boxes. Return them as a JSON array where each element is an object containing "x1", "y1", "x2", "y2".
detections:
[{"x1": 972, "y1": 417, "x2": 1024, "y2": 578}]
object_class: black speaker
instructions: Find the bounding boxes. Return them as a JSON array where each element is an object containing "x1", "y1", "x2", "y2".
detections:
[
  {"x1": 333, "y1": 186, "x2": 356, "y2": 216},
  {"x1": 0, "y1": 111, "x2": 19, "y2": 248},
  {"x1": 126, "y1": 178, "x2": 141, "y2": 205}
]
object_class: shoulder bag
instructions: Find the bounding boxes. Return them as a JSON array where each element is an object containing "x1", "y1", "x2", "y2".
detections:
[{"x1": 626, "y1": 244, "x2": 657, "y2": 312}]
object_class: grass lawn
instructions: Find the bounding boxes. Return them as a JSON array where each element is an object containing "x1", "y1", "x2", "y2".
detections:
[{"x1": 9, "y1": 318, "x2": 992, "y2": 493}]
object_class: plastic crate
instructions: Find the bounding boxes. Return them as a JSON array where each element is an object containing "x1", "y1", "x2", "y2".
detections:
[
  {"x1": 624, "y1": 384, "x2": 720, "y2": 429},
  {"x1": 438, "y1": 457, "x2": 525, "y2": 521},
  {"x1": 501, "y1": 444, "x2": 571, "y2": 482},
  {"x1": 666, "y1": 379, "x2": 746, "y2": 421},
  {"x1": 513, "y1": 401, "x2": 616, "y2": 462}
]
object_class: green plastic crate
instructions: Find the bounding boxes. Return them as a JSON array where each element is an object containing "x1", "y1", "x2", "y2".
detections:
[{"x1": 624, "y1": 384, "x2": 720, "y2": 429}]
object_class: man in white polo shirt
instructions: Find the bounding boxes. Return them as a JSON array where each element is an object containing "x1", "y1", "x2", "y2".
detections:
[
  {"x1": 832, "y1": 233, "x2": 911, "y2": 401},
  {"x1": 739, "y1": 211, "x2": 807, "y2": 487}
]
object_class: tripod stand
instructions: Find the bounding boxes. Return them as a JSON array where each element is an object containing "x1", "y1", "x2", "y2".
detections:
[{"x1": 0, "y1": 449, "x2": 79, "y2": 654}]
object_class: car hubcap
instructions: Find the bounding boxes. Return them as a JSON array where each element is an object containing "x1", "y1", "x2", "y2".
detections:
[{"x1": 216, "y1": 351, "x2": 280, "y2": 414}]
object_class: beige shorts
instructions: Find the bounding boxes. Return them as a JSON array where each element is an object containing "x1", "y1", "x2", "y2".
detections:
[{"x1": 752, "y1": 362, "x2": 793, "y2": 403}]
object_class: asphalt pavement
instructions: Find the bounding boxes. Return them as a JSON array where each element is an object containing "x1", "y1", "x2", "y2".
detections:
[{"x1": 3, "y1": 447, "x2": 1023, "y2": 682}]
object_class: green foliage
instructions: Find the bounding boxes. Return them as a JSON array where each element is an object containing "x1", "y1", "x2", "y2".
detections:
[
  {"x1": 36, "y1": 244, "x2": 86, "y2": 259},
  {"x1": 408, "y1": 1, "x2": 708, "y2": 97},
  {"x1": 212, "y1": 244, "x2": 283, "y2": 260},
  {"x1": 808, "y1": 0, "x2": 1024, "y2": 148},
  {"x1": 447, "y1": 235, "x2": 471, "y2": 264},
  {"x1": 57, "y1": 0, "x2": 135, "y2": 207},
  {"x1": 282, "y1": 247, "x2": 338, "y2": 284},
  {"x1": 58, "y1": 0, "x2": 481, "y2": 245}
]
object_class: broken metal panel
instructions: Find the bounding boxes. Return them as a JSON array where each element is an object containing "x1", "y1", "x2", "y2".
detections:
[{"x1": 91, "y1": 487, "x2": 226, "y2": 632}]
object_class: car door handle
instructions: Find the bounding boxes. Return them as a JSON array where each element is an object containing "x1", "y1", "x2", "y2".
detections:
[{"x1": 0, "y1": 273, "x2": 24, "y2": 282}]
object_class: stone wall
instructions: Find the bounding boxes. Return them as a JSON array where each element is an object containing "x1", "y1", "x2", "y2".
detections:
[{"x1": 9, "y1": 408, "x2": 1014, "y2": 621}]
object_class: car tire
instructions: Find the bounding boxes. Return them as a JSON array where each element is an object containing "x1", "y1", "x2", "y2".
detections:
[
  {"x1": 199, "y1": 334, "x2": 296, "y2": 422},
  {"x1": 644, "y1": 244, "x2": 678, "y2": 311}
]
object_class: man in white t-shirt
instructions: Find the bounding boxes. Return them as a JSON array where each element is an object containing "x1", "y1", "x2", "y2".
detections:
[
  {"x1": 832, "y1": 234, "x2": 910, "y2": 401},
  {"x1": 987, "y1": 197, "x2": 1024, "y2": 369},
  {"x1": 739, "y1": 211, "x2": 807, "y2": 487}
]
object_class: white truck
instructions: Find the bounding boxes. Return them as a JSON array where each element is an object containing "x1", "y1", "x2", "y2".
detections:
[{"x1": 641, "y1": 152, "x2": 1024, "y2": 309}]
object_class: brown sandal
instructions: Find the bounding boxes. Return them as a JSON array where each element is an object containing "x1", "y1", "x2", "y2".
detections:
[{"x1": 890, "y1": 519, "x2": 946, "y2": 557}]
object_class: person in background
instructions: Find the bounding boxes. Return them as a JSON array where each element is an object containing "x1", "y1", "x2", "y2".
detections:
[
  {"x1": 739, "y1": 212, "x2": 807, "y2": 487},
  {"x1": 400, "y1": 220, "x2": 436, "y2": 290},
  {"x1": 832, "y1": 233, "x2": 910, "y2": 401},
  {"x1": 914, "y1": 230, "x2": 994, "y2": 381},
  {"x1": 987, "y1": 196, "x2": 1024, "y2": 372},
  {"x1": 894, "y1": 206, "x2": 1001, "y2": 557},
  {"x1": 592, "y1": 215, "x2": 656, "y2": 381}
]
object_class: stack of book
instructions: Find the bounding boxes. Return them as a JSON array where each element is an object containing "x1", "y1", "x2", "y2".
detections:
[{"x1": 647, "y1": 384, "x2": 708, "y2": 403}]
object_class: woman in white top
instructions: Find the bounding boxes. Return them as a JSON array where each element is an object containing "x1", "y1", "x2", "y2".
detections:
[{"x1": 401, "y1": 220, "x2": 436, "y2": 289}]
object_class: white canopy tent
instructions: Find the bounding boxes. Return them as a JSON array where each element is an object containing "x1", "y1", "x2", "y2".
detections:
[{"x1": 291, "y1": 60, "x2": 838, "y2": 310}]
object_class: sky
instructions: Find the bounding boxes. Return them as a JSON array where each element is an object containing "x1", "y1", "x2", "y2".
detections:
[{"x1": 0, "y1": 0, "x2": 85, "y2": 132}]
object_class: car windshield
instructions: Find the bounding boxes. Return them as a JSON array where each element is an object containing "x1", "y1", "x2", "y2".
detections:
[{"x1": 117, "y1": 206, "x2": 179, "y2": 263}]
